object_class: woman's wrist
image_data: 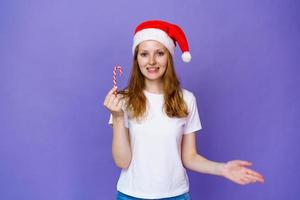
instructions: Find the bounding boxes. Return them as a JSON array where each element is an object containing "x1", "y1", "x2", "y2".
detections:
[
  {"x1": 216, "y1": 162, "x2": 227, "y2": 177},
  {"x1": 112, "y1": 114, "x2": 124, "y2": 122}
]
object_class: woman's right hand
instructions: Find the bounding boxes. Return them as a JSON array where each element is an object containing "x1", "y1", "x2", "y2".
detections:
[{"x1": 103, "y1": 87, "x2": 124, "y2": 118}]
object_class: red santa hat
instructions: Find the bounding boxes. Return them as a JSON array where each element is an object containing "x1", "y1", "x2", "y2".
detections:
[{"x1": 132, "y1": 20, "x2": 192, "y2": 63}]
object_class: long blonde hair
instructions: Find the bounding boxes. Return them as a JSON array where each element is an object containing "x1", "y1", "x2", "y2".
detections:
[{"x1": 120, "y1": 45, "x2": 188, "y2": 120}]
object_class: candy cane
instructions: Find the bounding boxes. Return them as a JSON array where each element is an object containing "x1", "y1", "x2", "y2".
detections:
[{"x1": 113, "y1": 65, "x2": 123, "y2": 96}]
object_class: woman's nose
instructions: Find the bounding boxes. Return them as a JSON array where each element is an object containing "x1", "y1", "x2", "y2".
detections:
[{"x1": 149, "y1": 55, "x2": 156, "y2": 65}]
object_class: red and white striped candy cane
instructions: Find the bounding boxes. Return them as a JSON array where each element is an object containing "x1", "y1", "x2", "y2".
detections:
[{"x1": 113, "y1": 65, "x2": 123, "y2": 96}]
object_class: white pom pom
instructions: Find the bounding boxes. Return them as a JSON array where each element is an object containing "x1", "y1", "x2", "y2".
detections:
[{"x1": 182, "y1": 51, "x2": 191, "y2": 63}]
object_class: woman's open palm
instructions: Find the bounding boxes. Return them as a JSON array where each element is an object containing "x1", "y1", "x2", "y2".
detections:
[{"x1": 222, "y1": 160, "x2": 265, "y2": 185}]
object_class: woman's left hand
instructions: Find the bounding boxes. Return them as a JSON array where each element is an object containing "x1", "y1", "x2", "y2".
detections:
[{"x1": 221, "y1": 160, "x2": 265, "y2": 185}]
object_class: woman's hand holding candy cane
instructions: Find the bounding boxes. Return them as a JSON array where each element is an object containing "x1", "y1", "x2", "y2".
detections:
[{"x1": 103, "y1": 87, "x2": 124, "y2": 118}]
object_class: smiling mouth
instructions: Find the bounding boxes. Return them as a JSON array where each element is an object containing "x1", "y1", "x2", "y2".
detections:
[{"x1": 146, "y1": 66, "x2": 160, "y2": 73}]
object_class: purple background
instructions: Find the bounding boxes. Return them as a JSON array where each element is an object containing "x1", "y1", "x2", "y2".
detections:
[{"x1": 1, "y1": 0, "x2": 299, "y2": 199}]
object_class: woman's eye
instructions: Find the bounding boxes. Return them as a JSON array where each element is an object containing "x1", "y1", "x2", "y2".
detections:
[
  {"x1": 140, "y1": 53, "x2": 147, "y2": 57},
  {"x1": 158, "y1": 52, "x2": 165, "y2": 56}
]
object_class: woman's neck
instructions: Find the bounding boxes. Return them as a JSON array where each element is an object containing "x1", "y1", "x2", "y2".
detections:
[{"x1": 144, "y1": 80, "x2": 164, "y2": 94}]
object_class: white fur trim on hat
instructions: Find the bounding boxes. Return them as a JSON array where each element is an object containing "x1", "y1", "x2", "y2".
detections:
[{"x1": 132, "y1": 28, "x2": 176, "y2": 55}]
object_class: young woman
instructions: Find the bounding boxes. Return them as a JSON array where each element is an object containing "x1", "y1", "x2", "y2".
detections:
[{"x1": 104, "y1": 20, "x2": 264, "y2": 200}]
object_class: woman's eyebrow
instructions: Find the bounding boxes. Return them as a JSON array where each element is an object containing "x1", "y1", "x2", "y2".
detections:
[{"x1": 139, "y1": 48, "x2": 165, "y2": 52}]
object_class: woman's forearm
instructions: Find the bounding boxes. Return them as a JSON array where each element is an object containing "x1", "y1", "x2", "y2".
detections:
[
  {"x1": 112, "y1": 116, "x2": 132, "y2": 169},
  {"x1": 183, "y1": 154, "x2": 226, "y2": 176}
]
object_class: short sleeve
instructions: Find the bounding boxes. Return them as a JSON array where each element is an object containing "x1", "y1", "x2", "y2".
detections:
[
  {"x1": 108, "y1": 107, "x2": 129, "y2": 128},
  {"x1": 183, "y1": 94, "x2": 202, "y2": 134}
]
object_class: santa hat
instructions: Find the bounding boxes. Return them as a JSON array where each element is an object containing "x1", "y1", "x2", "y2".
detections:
[{"x1": 132, "y1": 20, "x2": 192, "y2": 63}]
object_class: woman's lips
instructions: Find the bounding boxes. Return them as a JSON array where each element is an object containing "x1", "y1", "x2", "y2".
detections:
[{"x1": 146, "y1": 67, "x2": 159, "y2": 73}]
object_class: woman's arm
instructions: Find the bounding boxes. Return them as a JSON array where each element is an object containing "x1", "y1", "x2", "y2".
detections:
[
  {"x1": 111, "y1": 116, "x2": 132, "y2": 169},
  {"x1": 181, "y1": 133, "x2": 225, "y2": 176},
  {"x1": 181, "y1": 133, "x2": 264, "y2": 185},
  {"x1": 104, "y1": 87, "x2": 132, "y2": 169}
]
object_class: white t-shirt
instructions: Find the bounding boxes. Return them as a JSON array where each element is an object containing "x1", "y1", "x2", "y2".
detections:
[{"x1": 108, "y1": 88, "x2": 202, "y2": 199}]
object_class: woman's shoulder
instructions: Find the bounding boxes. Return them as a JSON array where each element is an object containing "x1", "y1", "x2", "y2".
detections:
[
  {"x1": 181, "y1": 88, "x2": 196, "y2": 100},
  {"x1": 181, "y1": 88, "x2": 198, "y2": 112}
]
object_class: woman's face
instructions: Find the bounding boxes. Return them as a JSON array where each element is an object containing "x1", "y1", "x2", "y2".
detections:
[{"x1": 137, "y1": 40, "x2": 168, "y2": 82}]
